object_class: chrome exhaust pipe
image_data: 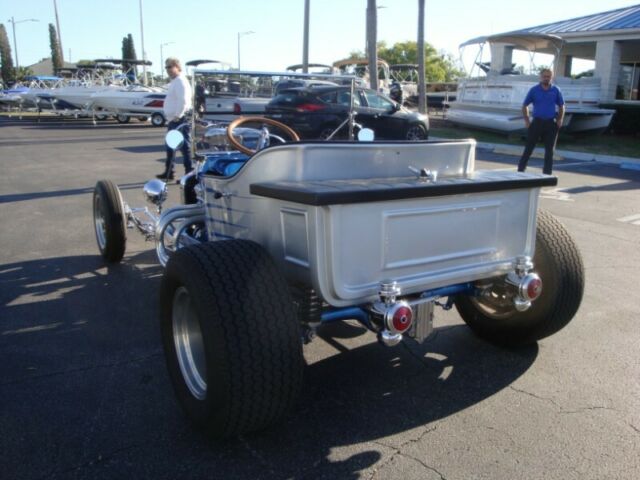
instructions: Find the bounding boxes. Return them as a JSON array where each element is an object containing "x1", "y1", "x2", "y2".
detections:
[{"x1": 155, "y1": 203, "x2": 206, "y2": 267}]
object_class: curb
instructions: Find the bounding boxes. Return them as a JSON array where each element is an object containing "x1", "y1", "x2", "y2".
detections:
[{"x1": 431, "y1": 136, "x2": 640, "y2": 168}]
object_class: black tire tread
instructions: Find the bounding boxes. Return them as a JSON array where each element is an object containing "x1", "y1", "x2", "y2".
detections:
[
  {"x1": 160, "y1": 240, "x2": 303, "y2": 438},
  {"x1": 406, "y1": 123, "x2": 428, "y2": 140},
  {"x1": 94, "y1": 179, "x2": 126, "y2": 263},
  {"x1": 456, "y1": 209, "x2": 584, "y2": 345}
]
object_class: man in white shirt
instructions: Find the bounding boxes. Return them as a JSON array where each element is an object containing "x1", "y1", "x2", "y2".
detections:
[{"x1": 157, "y1": 57, "x2": 193, "y2": 180}]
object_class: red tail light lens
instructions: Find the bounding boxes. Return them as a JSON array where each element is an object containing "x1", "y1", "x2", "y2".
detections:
[
  {"x1": 295, "y1": 103, "x2": 325, "y2": 112},
  {"x1": 386, "y1": 304, "x2": 413, "y2": 333},
  {"x1": 233, "y1": 102, "x2": 241, "y2": 114},
  {"x1": 520, "y1": 274, "x2": 542, "y2": 301},
  {"x1": 526, "y1": 277, "x2": 542, "y2": 300}
]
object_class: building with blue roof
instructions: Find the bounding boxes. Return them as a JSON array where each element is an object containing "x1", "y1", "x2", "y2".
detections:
[{"x1": 491, "y1": 5, "x2": 640, "y2": 103}]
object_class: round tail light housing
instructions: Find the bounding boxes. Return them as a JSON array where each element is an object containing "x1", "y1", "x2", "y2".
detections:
[
  {"x1": 520, "y1": 274, "x2": 542, "y2": 301},
  {"x1": 385, "y1": 302, "x2": 413, "y2": 334}
]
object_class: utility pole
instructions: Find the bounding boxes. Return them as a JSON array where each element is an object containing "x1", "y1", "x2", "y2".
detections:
[
  {"x1": 139, "y1": 0, "x2": 147, "y2": 85},
  {"x1": 417, "y1": 0, "x2": 427, "y2": 113},
  {"x1": 302, "y1": 0, "x2": 310, "y2": 73},
  {"x1": 366, "y1": 0, "x2": 378, "y2": 91},
  {"x1": 53, "y1": 0, "x2": 63, "y2": 63}
]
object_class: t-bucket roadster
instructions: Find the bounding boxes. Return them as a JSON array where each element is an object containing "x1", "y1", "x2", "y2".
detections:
[{"x1": 93, "y1": 108, "x2": 583, "y2": 439}]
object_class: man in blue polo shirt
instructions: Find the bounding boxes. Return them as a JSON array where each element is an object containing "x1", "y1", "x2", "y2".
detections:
[{"x1": 518, "y1": 68, "x2": 565, "y2": 174}]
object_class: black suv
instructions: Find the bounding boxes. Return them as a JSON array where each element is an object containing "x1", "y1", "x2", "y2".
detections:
[{"x1": 265, "y1": 85, "x2": 429, "y2": 140}]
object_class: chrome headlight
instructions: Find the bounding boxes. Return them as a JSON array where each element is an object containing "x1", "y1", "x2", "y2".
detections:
[{"x1": 143, "y1": 179, "x2": 168, "y2": 206}]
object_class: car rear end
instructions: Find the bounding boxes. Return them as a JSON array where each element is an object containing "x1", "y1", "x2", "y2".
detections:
[{"x1": 265, "y1": 88, "x2": 339, "y2": 138}]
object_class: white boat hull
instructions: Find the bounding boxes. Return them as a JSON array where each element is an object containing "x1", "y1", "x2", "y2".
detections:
[
  {"x1": 89, "y1": 89, "x2": 166, "y2": 115},
  {"x1": 447, "y1": 76, "x2": 615, "y2": 133},
  {"x1": 447, "y1": 102, "x2": 614, "y2": 133}
]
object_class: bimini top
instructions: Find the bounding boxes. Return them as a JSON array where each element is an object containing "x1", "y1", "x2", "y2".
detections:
[
  {"x1": 459, "y1": 33, "x2": 564, "y2": 53},
  {"x1": 333, "y1": 58, "x2": 390, "y2": 68}
]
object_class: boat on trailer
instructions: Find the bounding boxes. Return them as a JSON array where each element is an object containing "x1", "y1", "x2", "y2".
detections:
[{"x1": 446, "y1": 33, "x2": 615, "y2": 133}]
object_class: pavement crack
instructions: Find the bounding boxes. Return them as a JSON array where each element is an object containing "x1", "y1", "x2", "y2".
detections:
[
  {"x1": 237, "y1": 435, "x2": 278, "y2": 476},
  {"x1": 38, "y1": 442, "x2": 146, "y2": 480},
  {"x1": 629, "y1": 423, "x2": 640, "y2": 434},
  {"x1": 366, "y1": 426, "x2": 439, "y2": 479},
  {"x1": 560, "y1": 406, "x2": 618, "y2": 415},
  {"x1": 509, "y1": 387, "x2": 625, "y2": 419},
  {"x1": 0, "y1": 351, "x2": 163, "y2": 387},
  {"x1": 508, "y1": 386, "x2": 563, "y2": 409},
  {"x1": 399, "y1": 453, "x2": 448, "y2": 479}
]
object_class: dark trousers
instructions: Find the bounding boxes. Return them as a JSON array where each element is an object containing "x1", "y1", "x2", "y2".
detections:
[
  {"x1": 164, "y1": 118, "x2": 192, "y2": 174},
  {"x1": 518, "y1": 118, "x2": 559, "y2": 175}
]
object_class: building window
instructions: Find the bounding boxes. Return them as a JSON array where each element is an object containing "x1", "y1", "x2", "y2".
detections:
[{"x1": 617, "y1": 63, "x2": 639, "y2": 100}]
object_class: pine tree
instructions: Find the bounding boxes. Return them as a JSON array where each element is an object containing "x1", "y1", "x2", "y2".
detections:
[
  {"x1": 121, "y1": 34, "x2": 138, "y2": 82},
  {"x1": 0, "y1": 24, "x2": 16, "y2": 85},
  {"x1": 49, "y1": 24, "x2": 63, "y2": 74}
]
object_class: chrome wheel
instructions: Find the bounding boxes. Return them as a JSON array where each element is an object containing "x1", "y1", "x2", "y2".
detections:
[
  {"x1": 93, "y1": 194, "x2": 107, "y2": 250},
  {"x1": 469, "y1": 281, "x2": 516, "y2": 320},
  {"x1": 172, "y1": 286, "x2": 207, "y2": 400}
]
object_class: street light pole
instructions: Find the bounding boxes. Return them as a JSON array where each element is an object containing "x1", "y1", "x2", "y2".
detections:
[
  {"x1": 160, "y1": 41, "x2": 174, "y2": 80},
  {"x1": 237, "y1": 31, "x2": 254, "y2": 70},
  {"x1": 7, "y1": 17, "x2": 38, "y2": 70}
]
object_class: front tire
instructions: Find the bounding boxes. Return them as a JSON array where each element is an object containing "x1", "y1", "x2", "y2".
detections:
[
  {"x1": 93, "y1": 180, "x2": 126, "y2": 263},
  {"x1": 160, "y1": 240, "x2": 304, "y2": 438},
  {"x1": 116, "y1": 114, "x2": 130, "y2": 124},
  {"x1": 406, "y1": 123, "x2": 428, "y2": 140},
  {"x1": 455, "y1": 210, "x2": 584, "y2": 346},
  {"x1": 151, "y1": 112, "x2": 166, "y2": 127}
]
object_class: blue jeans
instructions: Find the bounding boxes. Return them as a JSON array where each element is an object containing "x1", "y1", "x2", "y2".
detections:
[{"x1": 164, "y1": 118, "x2": 192, "y2": 174}]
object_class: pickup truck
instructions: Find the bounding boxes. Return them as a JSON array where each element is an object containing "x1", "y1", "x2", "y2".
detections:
[
  {"x1": 203, "y1": 95, "x2": 270, "y2": 121},
  {"x1": 92, "y1": 116, "x2": 584, "y2": 439}
]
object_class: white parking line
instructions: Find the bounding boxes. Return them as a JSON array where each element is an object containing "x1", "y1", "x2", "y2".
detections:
[
  {"x1": 540, "y1": 188, "x2": 574, "y2": 202},
  {"x1": 617, "y1": 214, "x2": 640, "y2": 225}
]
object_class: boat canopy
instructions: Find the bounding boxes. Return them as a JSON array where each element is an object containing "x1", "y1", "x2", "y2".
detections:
[
  {"x1": 24, "y1": 75, "x2": 62, "y2": 81},
  {"x1": 333, "y1": 58, "x2": 390, "y2": 68},
  {"x1": 459, "y1": 33, "x2": 564, "y2": 54},
  {"x1": 286, "y1": 63, "x2": 334, "y2": 71},
  {"x1": 186, "y1": 59, "x2": 230, "y2": 68},
  {"x1": 93, "y1": 58, "x2": 153, "y2": 66}
]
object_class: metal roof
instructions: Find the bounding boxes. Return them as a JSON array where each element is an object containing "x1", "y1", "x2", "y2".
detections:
[{"x1": 511, "y1": 4, "x2": 640, "y2": 34}]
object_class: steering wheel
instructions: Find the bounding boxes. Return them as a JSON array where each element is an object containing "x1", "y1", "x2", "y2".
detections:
[{"x1": 226, "y1": 116, "x2": 300, "y2": 155}]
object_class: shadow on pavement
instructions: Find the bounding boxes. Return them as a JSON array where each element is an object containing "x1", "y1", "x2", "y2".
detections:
[
  {"x1": 0, "y1": 182, "x2": 147, "y2": 204},
  {"x1": 0, "y1": 252, "x2": 537, "y2": 479}
]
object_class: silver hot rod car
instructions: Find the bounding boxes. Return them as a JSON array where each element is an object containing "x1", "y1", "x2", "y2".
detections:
[{"x1": 93, "y1": 108, "x2": 583, "y2": 439}]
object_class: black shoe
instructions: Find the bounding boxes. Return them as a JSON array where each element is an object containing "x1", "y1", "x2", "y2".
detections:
[{"x1": 156, "y1": 171, "x2": 175, "y2": 180}]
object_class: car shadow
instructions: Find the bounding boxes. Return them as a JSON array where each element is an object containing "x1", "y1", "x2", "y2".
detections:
[
  {"x1": 213, "y1": 323, "x2": 538, "y2": 479},
  {"x1": 0, "y1": 253, "x2": 537, "y2": 479}
]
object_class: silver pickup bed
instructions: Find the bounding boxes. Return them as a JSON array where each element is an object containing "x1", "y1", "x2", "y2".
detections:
[{"x1": 202, "y1": 140, "x2": 556, "y2": 306}]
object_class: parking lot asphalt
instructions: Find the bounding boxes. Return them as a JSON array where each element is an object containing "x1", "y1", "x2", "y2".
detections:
[{"x1": 1, "y1": 116, "x2": 639, "y2": 480}]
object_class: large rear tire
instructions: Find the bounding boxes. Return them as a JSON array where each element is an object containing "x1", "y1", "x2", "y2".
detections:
[
  {"x1": 93, "y1": 180, "x2": 126, "y2": 263},
  {"x1": 455, "y1": 209, "x2": 584, "y2": 346},
  {"x1": 160, "y1": 240, "x2": 304, "y2": 438}
]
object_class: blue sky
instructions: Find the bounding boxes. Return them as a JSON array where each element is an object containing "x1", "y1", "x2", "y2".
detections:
[{"x1": 4, "y1": 0, "x2": 638, "y2": 75}]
